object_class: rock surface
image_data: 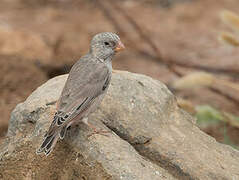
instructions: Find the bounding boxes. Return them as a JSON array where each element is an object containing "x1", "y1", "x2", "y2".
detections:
[{"x1": 0, "y1": 71, "x2": 239, "y2": 180}]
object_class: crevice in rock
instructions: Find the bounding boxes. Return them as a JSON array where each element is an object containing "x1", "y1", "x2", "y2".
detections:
[
  {"x1": 134, "y1": 145, "x2": 197, "y2": 180},
  {"x1": 102, "y1": 121, "x2": 197, "y2": 180},
  {"x1": 27, "y1": 107, "x2": 45, "y2": 124},
  {"x1": 46, "y1": 100, "x2": 57, "y2": 106}
]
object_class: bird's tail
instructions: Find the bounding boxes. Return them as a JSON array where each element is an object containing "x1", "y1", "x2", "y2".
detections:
[
  {"x1": 36, "y1": 130, "x2": 59, "y2": 156},
  {"x1": 36, "y1": 110, "x2": 70, "y2": 156}
]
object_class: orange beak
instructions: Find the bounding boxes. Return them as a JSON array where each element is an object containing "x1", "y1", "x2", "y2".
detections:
[{"x1": 115, "y1": 41, "x2": 125, "y2": 52}]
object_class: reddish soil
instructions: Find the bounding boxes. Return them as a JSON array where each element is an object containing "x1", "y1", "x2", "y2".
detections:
[{"x1": 0, "y1": 0, "x2": 239, "y2": 147}]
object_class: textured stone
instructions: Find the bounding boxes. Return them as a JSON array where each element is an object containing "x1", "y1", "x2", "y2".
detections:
[{"x1": 0, "y1": 71, "x2": 239, "y2": 180}]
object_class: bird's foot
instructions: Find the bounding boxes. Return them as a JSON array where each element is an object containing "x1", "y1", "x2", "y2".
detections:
[
  {"x1": 87, "y1": 123, "x2": 111, "y2": 138},
  {"x1": 87, "y1": 129, "x2": 111, "y2": 138},
  {"x1": 82, "y1": 117, "x2": 111, "y2": 138}
]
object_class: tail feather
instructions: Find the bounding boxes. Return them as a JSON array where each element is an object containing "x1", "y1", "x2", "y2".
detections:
[
  {"x1": 45, "y1": 135, "x2": 56, "y2": 150},
  {"x1": 36, "y1": 132, "x2": 59, "y2": 156},
  {"x1": 45, "y1": 148, "x2": 52, "y2": 156},
  {"x1": 40, "y1": 134, "x2": 54, "y2": 149},
  {"x1": 59, "y1": 125, "x2": 67, "y2": 139},
  {"x1": 44, "y1": 135, "x2": 57, "y2": 156},
  {"x1": 37, "y1": 111, "x2": 71, "y2": 156}
]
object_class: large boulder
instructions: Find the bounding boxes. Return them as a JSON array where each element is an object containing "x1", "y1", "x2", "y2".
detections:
[{"x1": 0, "y1": 71, "x2": 239, "y2": 180}]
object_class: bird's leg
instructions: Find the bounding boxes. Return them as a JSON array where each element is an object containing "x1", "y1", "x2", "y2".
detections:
[{"x1": 82, "y1": 118, "x2": 111, "y2": 137}]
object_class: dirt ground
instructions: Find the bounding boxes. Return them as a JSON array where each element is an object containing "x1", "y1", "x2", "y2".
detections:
[{"x1": 0, "y1": 0, "x2": 239, "y2": 146}]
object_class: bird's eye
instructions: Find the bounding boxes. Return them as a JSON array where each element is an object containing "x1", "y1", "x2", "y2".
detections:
[{"x1": 104, "y1": 42, "x2": 110, "y2": 46}]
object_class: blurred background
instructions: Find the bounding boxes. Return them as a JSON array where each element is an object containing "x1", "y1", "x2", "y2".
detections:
[{"x1": 0, "y1": 0, "x2": 239, "y2": 149}]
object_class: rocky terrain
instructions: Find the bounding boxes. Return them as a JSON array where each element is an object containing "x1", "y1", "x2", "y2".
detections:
[
  {"x1": 1, "y1": 0, "x2": 239, "y2": 145},
  {"x1": 1, "y1": 0, "x2": 239, "y2": 178},
  {"x1": 0, "y1": 71, "x2": 239, "y2": 179}
]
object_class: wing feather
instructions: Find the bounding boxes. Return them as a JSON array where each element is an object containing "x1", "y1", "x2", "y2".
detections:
[
  {"x1": 47, "y1": 55, "x2": 111, "y2": 134},
  {"x1": 59, "y1": 55, "x2": 110, "y2": 112}
]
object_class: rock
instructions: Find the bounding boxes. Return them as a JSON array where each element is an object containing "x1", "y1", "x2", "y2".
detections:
[{"x1": 1, "y1": 71, "x2": 239, "y2": 180}]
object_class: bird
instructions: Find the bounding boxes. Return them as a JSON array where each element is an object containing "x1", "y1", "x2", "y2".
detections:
[{"x1": 36, "y1": 32, "x2": 125, "y2": 156}]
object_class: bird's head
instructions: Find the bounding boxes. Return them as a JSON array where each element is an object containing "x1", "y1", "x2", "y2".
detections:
[{"x1": 90, "y1": 32, "x2": 125, "y2": 60}]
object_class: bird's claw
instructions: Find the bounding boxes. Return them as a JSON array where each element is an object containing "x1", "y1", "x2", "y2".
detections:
[{"x1": 87, "y1": 129, "x2": 111, "y2": 138}]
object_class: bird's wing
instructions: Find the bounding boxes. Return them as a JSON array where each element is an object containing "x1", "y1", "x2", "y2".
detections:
[
  {"x1": 37, "y1": 55, "x2": 111, "y2": 155},
  {"x1": 48, "y1": 55, "x2": 110, "y2": 135}
]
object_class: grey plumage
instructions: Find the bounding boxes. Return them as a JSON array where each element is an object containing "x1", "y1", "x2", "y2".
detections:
[{"x1": 37, "y1": 32, "x2": 124, "y2": 156}]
